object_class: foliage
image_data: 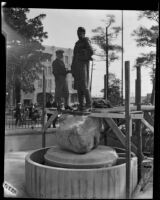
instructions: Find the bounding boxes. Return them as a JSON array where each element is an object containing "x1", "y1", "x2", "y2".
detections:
[
  {"x1": 91, "y1": 14, "x2": 122, "y2": 64},
  {"x1": 132, "y1": 11, "x2": 158, "y2": 104},
  {"x1": 132, "y1": 11, "x2": 158, "y2": 76},
  {"x1": 100, "y1": 73, "x2": 121, "y2": 106},
  {"x1": 132, "y1": 11, "x2": 158, "y2": 48},
  {"x1": 3, "y1": 7, "x2": 52, "y2": 102}
]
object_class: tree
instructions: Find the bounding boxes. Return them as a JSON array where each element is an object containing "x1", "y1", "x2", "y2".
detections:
[
  {"x1": 3, "y1": 8, "x2": 52, "y2": 104},
  {"x1": 91, "y1": 14, "x2": 122, "y2": 63},
  {"x1": 100, "y1": 73, "x2": 121, "y2": 106},
  {"x1": 132, "y1": 10, "x2": 159, "y2": 104}
]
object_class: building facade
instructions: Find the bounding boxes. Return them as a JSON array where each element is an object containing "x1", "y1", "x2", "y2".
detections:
[{"x1": 21, "y1": 45, "x2": 78, "y2": 106}]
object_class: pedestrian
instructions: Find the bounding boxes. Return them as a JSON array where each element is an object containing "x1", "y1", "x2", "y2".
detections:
[
  {"x1": 71, "y1": 27, "x2": 93, "y2": 112},
  {"x1": 29, "y1": 103, "x2": 34, "y2": 119},
  {"x1": 52, "y1": 49, "x2": 72, "y2": 111},
  {"x1": 46, "y1": 95, "x2": 58, "y2": 128},
  {"x1": 14, "y1": 102, "x2": 22, "y2": 126}
]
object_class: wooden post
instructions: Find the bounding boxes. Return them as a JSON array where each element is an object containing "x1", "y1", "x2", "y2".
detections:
[
  {"x1": 90, "y1": 60, "x2": 94, "y2": 94},
  {"x1": 125, "y1": 61, "x2": 132, "y2": 199},
  {"x1": 121, "y1": 10, "x2": 124, "y2": 105},
  {"x1": 135, "y1": 79, "x2": 138, "y2": 105},
  {"x1": 136, "y1": 65, "x2": 142, "y2": 182},
  {"x1": 106, "y1": 27, "x2": 109, "y2": 102},
  {"x1": 42, "y1": 67, "x2": 46, "y2": 148},
  {"x1": 104, "y1": 75, "x2": 106, "y2": 99}
]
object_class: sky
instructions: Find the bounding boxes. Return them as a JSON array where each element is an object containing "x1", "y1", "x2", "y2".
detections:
[{"x1": 27, "y1": 9, "x2": 156, "y2": 97}]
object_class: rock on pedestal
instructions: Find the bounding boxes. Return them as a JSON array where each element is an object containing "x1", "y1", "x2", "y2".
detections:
[{"x1": 55, "y1": 114, "x2": 101, "y2": 153}]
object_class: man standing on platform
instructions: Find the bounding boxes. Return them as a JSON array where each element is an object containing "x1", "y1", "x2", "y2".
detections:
[
  {"x1": 52, "y1": 49, "x2": 72, "y2": 111},
  {"x1": 71, "y1": 27, "x2": 93, "y2": 112}
]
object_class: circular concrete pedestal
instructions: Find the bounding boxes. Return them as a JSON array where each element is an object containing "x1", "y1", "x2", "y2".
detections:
[
  {"x1": 44, "y1": 145, "x2": 118, "y2": 169},
  {"x1": 25, "y1": 146, "x2": 138, "y2": 199}
]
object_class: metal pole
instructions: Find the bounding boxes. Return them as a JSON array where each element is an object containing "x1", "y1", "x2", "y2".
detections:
[
  {"x1": 42, "y1": 66, "x2": 46, "y2": 148},
  {"x1": 121, "y1": 10, "x2": 124, "y2": 105},
  {"x1": 125, "y1": 61, "x2": 132, "y2": 199}
]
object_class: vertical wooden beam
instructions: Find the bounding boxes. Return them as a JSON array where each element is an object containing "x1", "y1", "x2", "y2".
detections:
[
  {"x1": 135, "y1": 79, "x2": 138, "y2": 105},
  {"x1": 121, "y1": 10, "x2": 124, "y2": 105},
  {"x1": 136, "y1": 66, "x2": 142, "y2": 182},
  {"x1": 104, "y1": 75, "x2": 106, "y2": 99},
  {"x1": 136, "y1": 66, "x2": 141, "y2": 111},
  {"x1": 125, "y1": 61, "x2": 132, "y2": 199},
  {"x1": 106, "y1": 27, "x2": 109, "y2": 102},
  {"x1": 90, "y1": 60, "x2": 94, "y2": 94},
  {"x1": 154, "y1": 37, "x2": 159, "y2": 199},
  {"x1": 42, "y1": 67, "x2": 46, "y2": 148}
]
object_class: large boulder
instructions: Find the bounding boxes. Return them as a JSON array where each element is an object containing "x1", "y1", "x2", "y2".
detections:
[{"x1": 55, "y1": 114, "x2": 101, "y2": 154}]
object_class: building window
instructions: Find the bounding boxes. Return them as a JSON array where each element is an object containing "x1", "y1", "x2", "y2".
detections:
[
  {"x1": 48, "y1": 66, "x2": 52, "y2": 75},
  {"x1": 44, "y1": 67, "x2": 47, "y2": 76},
  {"x1": 65, "y1": 56, "x2": 68, "y2": 65},
  {"x1": 48, "y1": 79, "x2": 52, "y2": 89},
  {"x1": 38, "y1": 79, "x2": 42, "y2": 88}
]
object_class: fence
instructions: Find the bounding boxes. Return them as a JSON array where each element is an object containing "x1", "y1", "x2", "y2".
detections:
[{"x1": 5, "y1": 108, "x2": 43, "y2": 129}]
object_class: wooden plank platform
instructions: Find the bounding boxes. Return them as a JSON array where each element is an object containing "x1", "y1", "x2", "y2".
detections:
[
  {"x1": 93, "y1": 105, "x2": 154, "y2": 113},
  {"x1": 61, "y1": 110, "x2": 91, "y2": 115},
  {"x1": 89, "y1": 112, "x2": 143, "y2": 119},
  {"x1": 46, "y1": 108, "x2": 144, "y2": 119},
  {"x1": 46, "y1": 106, "x2": 154, "y2": 116}
]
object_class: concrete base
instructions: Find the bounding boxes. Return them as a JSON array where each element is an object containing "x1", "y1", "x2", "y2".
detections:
[
  {"x1": 4, "y1": 151, "x2": 153, "y2": 199},
  {"x1": 44, "y1": 145, "x2": 118, "y2": 169},
  {"x1": 25, "y1": 147, "x2": 138, "y2": 199}
]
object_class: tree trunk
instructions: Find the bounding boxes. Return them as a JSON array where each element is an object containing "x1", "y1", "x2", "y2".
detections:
[{"x1": 15, "y1": 78, "x2": 21, "y2": 103}]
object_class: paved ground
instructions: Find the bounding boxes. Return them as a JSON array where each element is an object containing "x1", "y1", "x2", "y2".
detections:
[
  {"x1": 4, "y1": 151, "x2": 153, "y2": 199},
  {"x1": 4, "y1": 151, "x2": 29, "y2": 198}
]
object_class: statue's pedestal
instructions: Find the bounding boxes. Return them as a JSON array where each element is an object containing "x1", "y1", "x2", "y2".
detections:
[{"x1": 44, "y1": 145, "x2": 118, "y2": 169}]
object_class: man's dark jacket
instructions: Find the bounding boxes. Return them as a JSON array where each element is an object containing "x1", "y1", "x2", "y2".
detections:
[{"x1": 71, "y1": 37, "x2": 93, "y2": 90}]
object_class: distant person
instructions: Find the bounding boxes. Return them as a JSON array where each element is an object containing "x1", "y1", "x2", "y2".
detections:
[
  {"x1": 29, "y1": 103, "x2": 40, "y2": 128},
  {"x1": 29, "y1": 103, "x2": 35, "y2": 119},
  {"x1": 46, "y1": 96, "x2": 58, "y2": 128},
  {"x1": 52, "y1": 49, "x2": 72, "y2": 111},
  {"x1": 14, "y1": 102, "x2": 23, "y2": 125},
  {"x1": 71, "y1": 27, "x2": 93, "y2": 112}
]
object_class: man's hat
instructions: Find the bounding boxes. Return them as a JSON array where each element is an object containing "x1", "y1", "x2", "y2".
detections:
[
  {"x1": 77, "y1": 27, "x2": 86, "y2": 33},
  {"x1": 56, "y1": 49, "x2": 64, "y2": 54}
]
